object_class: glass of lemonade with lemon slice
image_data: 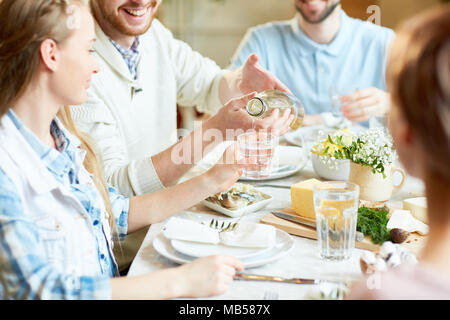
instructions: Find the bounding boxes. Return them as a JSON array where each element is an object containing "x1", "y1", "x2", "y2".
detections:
[{"x1": 313, "y1": 181, "x2": 360, "y2": 260}]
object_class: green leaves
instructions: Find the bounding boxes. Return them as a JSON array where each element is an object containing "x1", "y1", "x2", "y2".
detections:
[
  {"x1": 357, "y1": 206, "x2": 391, "y2": 244},
  {"x1": 209, "y1": 219, "x2": 238, "y2": 233}
]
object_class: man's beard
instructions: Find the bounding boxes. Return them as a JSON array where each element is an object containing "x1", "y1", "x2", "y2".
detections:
[
  {"x1": 95, "y1": 0, "x2": 153, "y2": 36},
  {"x1": 295, "y1": 1, "x2": 341, "y2": 24}
]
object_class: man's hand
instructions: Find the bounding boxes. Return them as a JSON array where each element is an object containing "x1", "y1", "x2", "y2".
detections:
[
  {"x1": 237, "y1": 54, "x2": 292, "y2": 94},
  {"x1": 209, "y1": 92, "x2": 294, "y2": 138},
  {"x1": 340, "y1": 87, "x2": 390, "y2": 122},
  {"x1": 219, "y1": 54, "x2": 292, "y2": 105}
]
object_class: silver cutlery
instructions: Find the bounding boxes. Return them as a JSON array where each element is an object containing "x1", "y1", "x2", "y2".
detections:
[
  {"x1": 234, "y1": 273, "x2": 316, "y2": 285},
  {"x1": 251, "y1": 183, "x2": 291, "y2": 189},
  {"x1": 235, "y1": 273, "x2": 353, "y2": 287},
  {"x1": 272, "y1": 211, "x2": 316, "y2": 228}
]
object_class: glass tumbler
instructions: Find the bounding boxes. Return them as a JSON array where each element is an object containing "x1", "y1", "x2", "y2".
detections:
[
  {"x1": 237, "y1": 131, "x2": 278, "y2": 178},
  {"x1": 329, "y1": 85, "x2": 359, "y2": 125},
  {"x1": 313, "y1": 181, "x2": 360, "y2": 260}
]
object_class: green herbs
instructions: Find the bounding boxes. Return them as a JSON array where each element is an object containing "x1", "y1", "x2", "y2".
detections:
[
  {"x1": 208, "y1": 219, "x2": 238, "y2": 233},
  {"x1": 357, "y1": 206, "x2": 390, "y2": 244}
]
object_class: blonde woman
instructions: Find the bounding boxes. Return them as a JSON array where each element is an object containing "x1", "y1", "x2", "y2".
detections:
[
  {"x1": 0, "y1": 0, "x2": 263, "y2": 299},
  {"x1": 348, "y1": 5, "x2": 450, "y2": 299}
]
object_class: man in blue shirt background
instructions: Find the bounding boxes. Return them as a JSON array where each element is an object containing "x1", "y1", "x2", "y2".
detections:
[{"x1": 231, "y1": 0, "x2": 394, "y2": 127}]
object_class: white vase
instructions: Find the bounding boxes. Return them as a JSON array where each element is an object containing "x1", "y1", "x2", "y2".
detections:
[
  {"x1": 311, "y1": 153, "x2": 350, "y2": 181},
  {"x1": 348, "y1": 162, "x2": 406, "y2": 202}
]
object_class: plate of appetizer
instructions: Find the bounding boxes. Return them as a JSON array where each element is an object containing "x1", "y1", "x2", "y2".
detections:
[{"x1": 201, "y1": 183, "x2": 272, "y2": 218}]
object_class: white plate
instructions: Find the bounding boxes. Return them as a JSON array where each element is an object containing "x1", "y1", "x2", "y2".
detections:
[
  {"x1": 239, "y1": 146, "x2": 307, "y2": 181},
  {"x1": 201, "y1": 189, "x2": 272, "y2": 218},
  {"x1": 170, "y1": 239, "x2": 272, "y2": 259},
  {"x1": 284, "y1": 125, "x2": 364, "y2": 147},
  {"x1": 153, "y1": 229, "x2": 294, "y2": 269},
  {"x1": 284, "y1": 125, "x2": 332, "y2": 147},
  {"x1": 197, "y1": 143, "x2": 307, "y2": 181}
]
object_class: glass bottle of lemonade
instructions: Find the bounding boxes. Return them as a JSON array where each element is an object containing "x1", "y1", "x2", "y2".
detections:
[{"x1": 245, "y1": 90, "x2": 305, "y2": 130}]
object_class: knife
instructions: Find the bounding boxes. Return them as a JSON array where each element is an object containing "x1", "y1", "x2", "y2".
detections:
[
  {"x1": 234, "y1": 273, "x2": 316, "y2": 284},
  {"x1": 234, "y1": 273, "x2": 352, "y2": 287},
  {"x1": 252, "y1": 183, "x2": 291, "y2": 189},
  {"x1": 271, "y1": 211, "x2": 365, "y2": 241},
  {"x1": 271, "y1": 211, "x2": 316, "y2": 228}
]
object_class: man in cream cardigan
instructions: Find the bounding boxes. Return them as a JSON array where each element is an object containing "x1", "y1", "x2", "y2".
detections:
[{"x1": 71, "y1": 0, "x2": 292, "y2": 273}]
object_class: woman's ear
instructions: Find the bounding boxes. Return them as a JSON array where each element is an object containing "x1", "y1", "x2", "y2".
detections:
[
  {"x1": 39, "y1": 39, "x2": 59, "y2": 72},
  {"x1": 390, "y1": 106, "x2": 425, "y2": 178}
]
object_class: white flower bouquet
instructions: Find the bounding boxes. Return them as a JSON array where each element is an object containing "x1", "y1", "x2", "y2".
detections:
[
  {"x1": 346, "y1": 128, "x2": 397, "y2": 177},
  {"x1": 311, "y1": 128, "x2": 397, "y2": 178}
]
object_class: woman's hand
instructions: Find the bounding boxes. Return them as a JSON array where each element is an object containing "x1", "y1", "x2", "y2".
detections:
[
  {"x1": 205, "y1": 143, "x2": 258, "y2": 194},
  {"x1": 175, "y1": 255, "x2": 244, "y2": 298},
  {"x1": 340, "y1": 87, "x2": 390, "y2": 122}
]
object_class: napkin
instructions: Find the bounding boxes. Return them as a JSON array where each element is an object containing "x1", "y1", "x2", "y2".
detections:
[
  {"x1": 163, "y1": 218, "x2": 276, "y2": 248},
  {"x1": 163, "y1": 217, "x2": 220, "y2": 244},
  {"x1": 219, "y1": 222, "x2": 276, "y2": 248},
  {"x1": 387, "y1": 209, "x2": 429, "y2": 235}
]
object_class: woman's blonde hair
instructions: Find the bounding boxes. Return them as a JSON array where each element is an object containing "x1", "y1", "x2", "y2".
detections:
[
  {"x1": 0, "y1": 0, "x2": 117, "y2": 236},
  {"x1": 387, "y1": 4, "x2": 450, "y2": 181}
]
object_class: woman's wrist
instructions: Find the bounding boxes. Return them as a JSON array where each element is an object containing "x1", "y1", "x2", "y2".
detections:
[
  {"x1": 201, "y1": 169, "x2": 222, "y2": 196},
  {"x1": 167, "y1": 265, "x2": 193, "y2": 298}
]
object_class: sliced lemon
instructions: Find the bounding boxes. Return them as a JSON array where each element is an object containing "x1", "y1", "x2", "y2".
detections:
[{"x1": 320, "y1": 199, "x2": 355, "y2": 216}]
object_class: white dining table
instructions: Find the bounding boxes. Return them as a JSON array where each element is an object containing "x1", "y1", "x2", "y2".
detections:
[{"x1": 127, "y1": 137, "x2": 426, "y2": 300}]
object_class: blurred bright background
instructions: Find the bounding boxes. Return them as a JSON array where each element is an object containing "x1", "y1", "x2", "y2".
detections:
[
  {"x1": 156, "y1": 0, "x2": 444, "y2": 128},
  {"x1": 158, "y1": 0, "x2": 443, "y2": 68}
]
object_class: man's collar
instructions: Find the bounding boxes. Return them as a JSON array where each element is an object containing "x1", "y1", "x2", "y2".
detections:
[
  {"x1": 290, "y1": 10, "x2": 351, "y2": 57},
  {"x1": 93, "y1": 21, "x2": 135, "y2": 80},
  {"x1": 110, "y1": 36, "x2": 140, "y2": 53}
]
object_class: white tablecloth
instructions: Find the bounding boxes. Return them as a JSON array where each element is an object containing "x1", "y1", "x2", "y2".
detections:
[{"x1": 127, "y1": 145, "x2": 425, "y2": 300}]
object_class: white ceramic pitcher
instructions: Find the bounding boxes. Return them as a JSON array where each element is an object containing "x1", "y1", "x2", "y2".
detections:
[{"x1": 348, "y1": 162, "x2": 406, "y2": 202}]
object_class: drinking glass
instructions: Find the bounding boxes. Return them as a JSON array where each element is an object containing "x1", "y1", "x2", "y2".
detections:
[
  {"x1": 237, "y1": 131, "x2": 277, "y2": 178},
  {"x1": 313, "y1": 181, "x2": 360, "y2": 260},
  {"x1": 329, "y1": 85, "x2": 359, "y2": 125},
  {"x1": 369, "y1": 114, "x2": 389, "y2": 135},
  {"x1": 301, "y1": 128, "x2": 333, "y2": 157}
]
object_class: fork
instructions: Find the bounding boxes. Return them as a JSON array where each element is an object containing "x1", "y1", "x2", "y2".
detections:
[{"x1": 263, "y1": 291, "x2": 279, "y2": 300}]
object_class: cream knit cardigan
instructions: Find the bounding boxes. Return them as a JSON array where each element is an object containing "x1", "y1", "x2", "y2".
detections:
[{"x1": 71, "y1": 20, "x2": 224, "y2": 196}]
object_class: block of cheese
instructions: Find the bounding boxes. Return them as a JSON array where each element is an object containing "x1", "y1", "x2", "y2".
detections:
[
  {"x1": 403, "y1": 197, "x2": 428, "y2": 224},
  {"x1": 291, "y1": 179, "x2": 333, "y2": 219}
]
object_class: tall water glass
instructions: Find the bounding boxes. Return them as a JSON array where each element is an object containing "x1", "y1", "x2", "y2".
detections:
[
  {"x1": 329, "y1": 85, "x2": 359, "y2": 125},
  {"x1": 313, "y1": 181, "x2": 360, "y2": 260},
  {"x1": 237, "y1": 131, "x2": 277, "y2": 178}
]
